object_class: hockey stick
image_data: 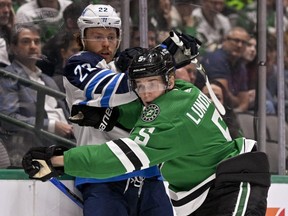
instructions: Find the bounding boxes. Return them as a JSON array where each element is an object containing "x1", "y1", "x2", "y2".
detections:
[
  {"x1": 49, "y1": 177, "x2": 84, "y2": 209},
  {"x1": 169, "y1": 31, "x2": 226, "y2": 115}
]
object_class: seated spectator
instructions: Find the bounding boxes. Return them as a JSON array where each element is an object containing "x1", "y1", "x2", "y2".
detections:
[
  {"x1": 196, "y1": 27, "x2": 251, "y2": 112},
  {"x1": 175, "y1": 63, "x2": 197, "y2": 84},
  {"x1": 0, "y1": 0, "x2": 14, "y2": 67},
  {"x1": 236, "y1": 0, "x2": 288, "y2": 35},
  {"x1": 51, "y1": 31, "x2": 80, "y2": 92},
  {"x1": 130, "y1": 0, "x2": 181, "y2": 32},
  {"x1": 266, "y1": 33, "x2": 287, "y2": 114},
  {"x1": 202, "y1": 79, "x2": 242, "y2": 139},
  {"x1": 0, "y1": 24, "x2": 74, "y2": 166},
  {"x1": 15, "y1": 0, "x2": 72, "y2": 43},
  {"x1": 191, "y1": 0, "x2": 231, "y2": 52},
  {"x1": 38, "y1": 2, "x2": 86, "y2": 76},
  {"x1": 243, "y1": 36, "x2": 276, "y2": 114},
  {"x1": 130, "y1": 25, "x2": 157, "y2": 48},
  {"x1": 174, "y1": 1, "x2": 197, "y2": 35}
]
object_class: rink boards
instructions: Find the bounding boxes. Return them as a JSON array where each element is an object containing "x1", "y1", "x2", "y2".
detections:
[{"x1": 0, "y1": 170, "x2": 287, "y2": 216}]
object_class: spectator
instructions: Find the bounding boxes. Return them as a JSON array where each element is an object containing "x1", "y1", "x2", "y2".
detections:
[
  {"x1": 243, "y1": 36, "x2": 257, "y2": 110},
  {"x1": 130, "y1": 0, "x2": 181, "y2": 32},
  {"x1": 202, "y1": 79, "x2": 242, "y2": 139},
  {"x1": 266, "y1": 33, "x2": 288, "y2": 115},
  {"x1": 130, "y1": 25, "x2": 157, "y2": 48},
  {"x1": 50, "y1": 31, "x2": 80, "y2": 93},
  {"x1": 39, "y1": 2, "x2": 87, "y2": 76},
  {"x1": 221, "y1": 0, "x2": 254, "y2": 28},
  {"x1": 157, "y1": 0, "x2": 182, "y2": 30},
  {"x1": 191, "y1": 0, "x2": 231, "y2": 52},
  {"x1": 175, "y1": 63, "x2": 197, "y2": 84},
  {"x1": 0, "y1": 24, "x2": 73, "y2": 166},
  {"x1": 174, "y1": 1, "x2": 197, "y2": 35},
  {"x1": 243, "y1": 36, "x2": 276, "y2": 114},
  {"x1": 63, "y1": 4, "x2": 174, "y2": 216},
  {"x1": 236, "y1": 0, "x2": 288, "y2": 34},
  {"x1": 243, "y1": 37, "x2": 257, "y2": 90},
  {"x1": 196, "y1": 27, "x2": 251, "y2": 112},
  {"x1": 0, "y1": 0, "x2": 14, "y2": 67},
  {"x1": 23, "y1": 46, "x2": 270, "y2": 216},
  {"x1": 15, "y1": 0, "x2": 72, "y2": 43}
]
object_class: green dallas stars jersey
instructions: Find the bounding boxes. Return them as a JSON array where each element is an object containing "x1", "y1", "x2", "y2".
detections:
[{"x1": 64, "y1": 79, "x2": 253, "y2": 212}]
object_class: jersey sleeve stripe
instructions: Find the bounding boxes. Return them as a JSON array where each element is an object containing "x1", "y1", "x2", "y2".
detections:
[
  {"x1": 100, "y1": 73, "x2": 124, "y2": 107},
  {"x1": 121, "y1": 138, "x2": 150, "y2": 168},
  {"x1": 85, "y1": 69, "x2": 114, "y2": 100},
  {"x1": 113, "y1": 139, "x2": 143, "y2": 170},
  {"x1": 106, "y1": 140, "x2": 135, "y2": 172}
]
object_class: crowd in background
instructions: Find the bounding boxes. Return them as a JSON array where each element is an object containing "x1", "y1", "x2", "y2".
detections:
[{"x1": 0, "y1": 0, "x2": 287, "y2": 169}]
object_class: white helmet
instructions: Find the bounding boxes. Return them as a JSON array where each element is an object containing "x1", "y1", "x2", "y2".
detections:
[{"x1": 77, "y1": 4, "x2": 122, "y2": 39}]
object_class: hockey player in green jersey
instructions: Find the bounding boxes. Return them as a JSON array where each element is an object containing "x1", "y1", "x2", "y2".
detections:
[{"x1": 22, "y1": 41, "x2": 270, "y2": 215}]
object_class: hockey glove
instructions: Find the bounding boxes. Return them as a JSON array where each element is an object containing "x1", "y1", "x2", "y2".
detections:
[
  {"x1": 22, "y1": 145, "x2": 68, "y2": 182},
  {"x1": 115, "y1": 47, "x2": 146, "y2": 72},
  {"x1": 162, "y1": 30, "x2": 202, "y2": 69},
  {"x1": 69, "y1": 104, "x2": 119, "y2": 132}
]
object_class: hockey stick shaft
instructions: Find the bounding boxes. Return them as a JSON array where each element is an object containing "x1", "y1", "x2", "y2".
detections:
[
  {"x1": 49, "y1": 177, "x2": 84, "y2": 209},
  {"x1": 169, "y1": 31, "x2": 226, "y2": 115}
]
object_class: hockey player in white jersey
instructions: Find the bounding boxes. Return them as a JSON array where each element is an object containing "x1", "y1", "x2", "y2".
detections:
[{"x1": 61, "y1": 4, "x2": 174, "y2": 216}]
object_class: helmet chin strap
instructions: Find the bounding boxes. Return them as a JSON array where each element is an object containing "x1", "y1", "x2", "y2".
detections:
[{"x1": 81, "y1": 38, "x2": 86, "y2": 50}]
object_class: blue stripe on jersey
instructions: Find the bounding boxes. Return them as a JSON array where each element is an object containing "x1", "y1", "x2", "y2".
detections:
[
  {"x1": 85, "y1": 69, "x2": 113, "y2": 101},
  {"x1": 100, "y1": 73, "x2": 123, "y2": 107},
  {"x1": 74, "y1": 166, "x2": 163, "y2": 187}
]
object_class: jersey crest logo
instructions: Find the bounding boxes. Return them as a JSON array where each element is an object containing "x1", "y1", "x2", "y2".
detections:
[{"x1": 141, "y1": 104, "x2": 160, "y2": 122}]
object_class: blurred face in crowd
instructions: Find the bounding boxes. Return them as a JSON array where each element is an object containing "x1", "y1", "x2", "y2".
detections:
[
  {"x1": 243, "y1": 37, "x2": 257, "y2": 62},
  {"x1": 175, "y1": 64, "x2": 197, "y2": 84},
  {"x1": 202, "y1": 0, "x2": 225, "y2": 16},
  {"x1": 131, "y1": 30, "x2": 157, "y2": 49},
  {"x1": 159, "y1": 0, "x2": 172, "y2": 14},
  {"x1": 83, "y1": 27, "x2": 119, "y2": 63},
  {"x1": 61, "y1": 40, "x2": 80, "y2": 65},
  {"x1": 0, "y1": 0, "x2": 12, "y2": 26},
  {"x1": 175, "y1": 67, "x2": 191, "y2": 82},
  {"x1": 11, "y1": 28, "x2": 41, "y2": 65},
  {"x1": 202, "y1": 83, "x2": 224, "y2": 105},
  {"x1": 223, "y1": 28, "x2": 250, "y2": 59},
  {"x1": 134, "y1": 75, "x2": 174, "y2": 106}
]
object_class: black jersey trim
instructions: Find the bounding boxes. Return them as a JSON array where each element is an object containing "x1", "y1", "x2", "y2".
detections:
[
  {"x1": 113, "y1": 139, "x2": 143, "y2": 170},
  {"x1": 171, "y1": 179, "x2": 215, "y2": 207}
]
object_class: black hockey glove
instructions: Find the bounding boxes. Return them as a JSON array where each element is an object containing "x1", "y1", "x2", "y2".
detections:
[
  {"x1": 115, "y1": 47, "x2": 146, "y2": 72},
  {"x1": 22, "y1": 145, "x2": 68, "y2": 182},
  {"x1": 69, "y1": 104, "x2": 119, "y2": 132},
  {"x1": 162, "y1": 30, "x2": 202, "y2": 69}
]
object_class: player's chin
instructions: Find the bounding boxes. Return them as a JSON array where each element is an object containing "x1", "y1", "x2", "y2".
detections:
[{"x1": 101, "y1": 54, "x2": 113, "y2": 63}]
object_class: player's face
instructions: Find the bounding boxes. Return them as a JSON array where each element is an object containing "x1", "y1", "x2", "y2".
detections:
[
  {"x1": 83, "y1": 27, "x2": 119, "y2": 63},
  {"x1": 11, "y1": 28, "x2": 41, "y2": 63},
  {"x1": 135, "y1": 75, "x2": 172, "y2": 106}
]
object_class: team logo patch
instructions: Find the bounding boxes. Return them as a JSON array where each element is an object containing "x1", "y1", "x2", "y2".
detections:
[{"x1": 141, "y1": 104, "x2": 160, "y2": 122}]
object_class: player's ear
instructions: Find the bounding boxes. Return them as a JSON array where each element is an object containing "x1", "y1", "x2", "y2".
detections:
[{"x1": 167, "y1": 76, "x2": 175, "y2": 90}]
